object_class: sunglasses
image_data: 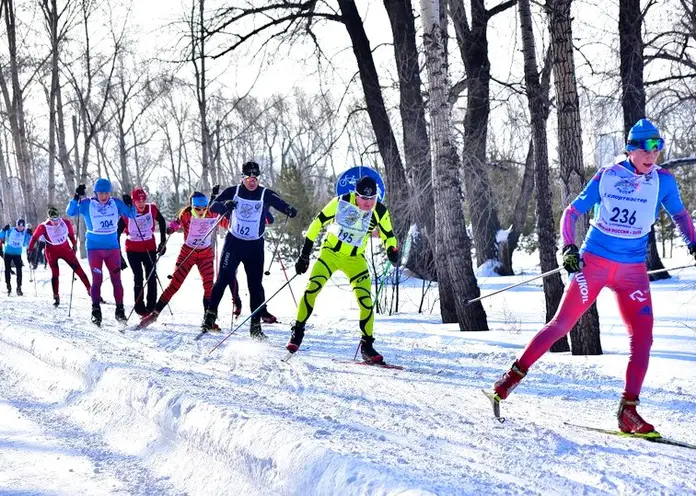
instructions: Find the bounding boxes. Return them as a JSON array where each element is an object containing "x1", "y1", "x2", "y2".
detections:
[
  {"x1": 356, "y1": 192, "x2": 377, "y2": 201},
  {"x1": 628, "y1": 138, "x2": 664, "y2": 152},
  {"x1": 242, "y1": 173, "x2": 259, "y2": 179}
]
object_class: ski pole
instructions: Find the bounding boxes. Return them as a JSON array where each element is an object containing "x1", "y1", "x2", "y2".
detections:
[
  {"x1": 464, "y1": 266, "x2": 564, "y2": 305},
  {"x1": 647, "y1": 263, "x2": 695, "y2": 276},
  {"x1": 278, "y1": 256, "x2": 298, "y2": 307},
  {"x1": 167, "y1": 214, "x2": 225, "y2": 280},
  {"x1": 264, "y1": 214, "x2": 289, "y2": 276},
  {"x1": 209, "y1": 273, "x2": 299, "y2": 355},
  {"x1": 125, "y1": 231, "x2": 174, "y2": 322}
]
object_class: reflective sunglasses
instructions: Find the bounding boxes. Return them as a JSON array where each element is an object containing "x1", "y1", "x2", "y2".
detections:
[
  {"x1": 628, "y1": 138, "x2": 664, "y2": 152},
  {"x1": 356, "y1": 192, "x2": 378, "y2": 201},
  {"x1": 242, "y1": 173, "x2": 259, "y2": 179}
]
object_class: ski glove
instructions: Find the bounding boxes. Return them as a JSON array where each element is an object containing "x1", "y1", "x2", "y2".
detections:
[
  {"x1": 120, "y1": 254, "x2": 128, "y2": 271},
  {"x1": 212, "y1": 184, "x2": 220, "y2": 197},
  {"x1": 122, "y1": 194, "x2": 133, "y2": 208},
  {"x1": 387, "y1": 246, "x2": 400, "y2": 266},
  {"x1": 286, "y1": 206, "x2": 298, "y2": 218},
  {"x1": 2, "y1": 224, "x2": 9, "y2": 232},
  {"x1": 75, "y1": 184, "x2": 86, "y2": 197},
  {"x1": 295, "y1": 255, "x2": 310, "y2": 275},
  {"x1": 562, "y1": 244, "x2": 582, "y2": 273},
  {"x1": 210, "y1": 200, "x2": 236, "y2": 215},
  {"x1": 158, "y1": 241, "x2": 167, "y2": 256}
]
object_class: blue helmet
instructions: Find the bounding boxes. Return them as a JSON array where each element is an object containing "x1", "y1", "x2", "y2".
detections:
[
  {"x1": 190, "y1": 192, "x2": 208, "y2": 208},
  {"x1": 94, "y1": 178, "x2": 112, "y2": 193}
]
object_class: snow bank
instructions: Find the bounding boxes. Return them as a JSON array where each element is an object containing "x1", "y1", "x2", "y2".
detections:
[{"x1": 0, "y1": 323, "x2": 433, "y2": 495}]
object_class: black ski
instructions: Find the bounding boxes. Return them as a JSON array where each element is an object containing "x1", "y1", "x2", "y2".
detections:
[
  {"x1": 332, "y1": 359, "x2": 405, "y2": 370},
  {"x1": 564, "y1": 422, "x2": 696, "y2": 450}
]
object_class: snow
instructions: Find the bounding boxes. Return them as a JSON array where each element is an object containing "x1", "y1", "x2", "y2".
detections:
[{"x1": 1, "y1": 233, "x2": 696, "y2": 495}]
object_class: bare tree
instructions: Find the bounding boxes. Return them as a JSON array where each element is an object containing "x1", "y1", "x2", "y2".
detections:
[
  {"x1": 548, "y1": 0, "x2": 601, "y2": 355},
  {"x1": 420, "y1": 0, "x2": 488, "y2": 330},
  {"x1": 518, "y1": 0, "x2": 567, "y2": 350}
]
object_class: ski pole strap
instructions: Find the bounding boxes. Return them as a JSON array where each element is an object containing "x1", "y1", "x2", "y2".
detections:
[{"x1": 465, "y1": 267, "x2": 564, "y2": 305}]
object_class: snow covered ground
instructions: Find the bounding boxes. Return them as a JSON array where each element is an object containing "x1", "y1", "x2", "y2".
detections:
[{"x1": 1, "y1": 233, "x2": 696, "y2": 495}]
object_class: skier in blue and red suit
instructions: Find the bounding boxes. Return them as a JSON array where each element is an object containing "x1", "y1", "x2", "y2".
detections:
[
  {"x1": 66, "y1": 178, "x2": 136, "y2": 326},
  {"x1": 490, "y1": 119, "x2": 696, "y2": 435}
]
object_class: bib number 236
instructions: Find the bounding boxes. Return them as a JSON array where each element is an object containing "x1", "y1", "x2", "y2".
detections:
[{"x1": 609, "y1": 208, "x2": 637, "y2": 225}]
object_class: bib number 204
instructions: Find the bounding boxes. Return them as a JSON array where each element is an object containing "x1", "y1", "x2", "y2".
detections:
[
  {"x1": 100, "y1": 220, "x2": 114, "y2": 229},
  {"x1": 609, "y1": 208, "x2": 637, "y2": 225}
]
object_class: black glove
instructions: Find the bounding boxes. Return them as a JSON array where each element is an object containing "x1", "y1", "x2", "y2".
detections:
[
  {"x1": 26, "y1": 228, "x2": 33, "y2": 235},
  {"x1": 689, "y1": 243, "x2": 696, "y2": 261},
  {"x1": 387, "y1": 246, "x2": 400, "y2": 266},
  {"x1": 158, "y1": 241, "x2": 167, "y2": 256},
  {"x1": 75, "y1": 184, "x2": 86, "y2": 197},
  {"x1": 122, "y1": 194, "x2": 133, "y2": 208},
  {"x1": 286, "y1": 206, "x2": 298, "y2": 218},
  {"x1": 210, "y1": 201, "x2": 235, "y2": 215},
  {"x1": 212, "y1": 184, "x2": 220, "y2": 197},
  {"x1": 2, "y1": 224, "x2": 9, "y2": 232},
  {"x1": 562, "y1": 244, "x2": 582, "y2": 273},
  {"x1": 120, "y1": 254, "x2": 128, "y2": 270},
  {"x1": 295, "y1": 255, "x2": 310, "y2": 275}
]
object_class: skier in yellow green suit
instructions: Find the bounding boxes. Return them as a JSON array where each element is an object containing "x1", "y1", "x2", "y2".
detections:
[{"x1": 285, "y1": 176, "x2": 400, "y2": 363}]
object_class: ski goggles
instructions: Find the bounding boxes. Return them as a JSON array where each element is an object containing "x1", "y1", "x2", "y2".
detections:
[
  {"x1": 627, "y1": 137, "x2": 664, "y2": 152},
  {"x1": 242, "y1": 173, "x2": 260, "y2": 179}
]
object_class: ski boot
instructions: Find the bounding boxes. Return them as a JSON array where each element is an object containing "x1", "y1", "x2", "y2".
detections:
[
  {"x1": 138, "y1": 311, "x2": 159, "y2": 329},
  {"x1": 261, "y1": 309, "x2": 278, "y2": 324},
  {"x1": 249, "y1": 321, "x2": 268, "y2": 341},
  {"x1": 53, "y1": 296, "x2": 60, "y2": 307},
  {"x1": 201, "y1": 310, "x2": 219, "y2": 332},
  {"x1": 286, "y1": 322, "x2": 305, "y2": 353},
  {"x1": 114, "y1": 304, "x2": 127, "y2": 323},
  {"x1": 492, "y1": 361, "x2": 527, "y2": 400},
  {"x1": 360, "y1": 335, "x2": 384, "y2": 364},
  {"x1": 233, "y1": 298, "x2": 242, "y2": 318},
  {"x1": 16, "y1": 287, "x2": 22, "y2": 296},
  {"x1": 91, "y1": 305, "x2": 102, "y2": 326},
  {"x1": 617, "y1": 395, "x2": 655, "y2": 434}
]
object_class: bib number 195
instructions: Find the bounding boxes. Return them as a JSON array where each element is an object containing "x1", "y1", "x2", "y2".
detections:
[{"x1": 339, "y1": 231, "x2": 354, "y2": 244}]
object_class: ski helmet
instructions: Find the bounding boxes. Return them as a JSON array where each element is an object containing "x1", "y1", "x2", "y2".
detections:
[
  {"x1": 94, "y1": 178, "x2": 112, "y2": 193},
  {"x1": 242, "y1": 161, "x2": 261, "y2": 177},
  {"x1": 190, "y1": 191, "x2": 208, "y2": 208}
]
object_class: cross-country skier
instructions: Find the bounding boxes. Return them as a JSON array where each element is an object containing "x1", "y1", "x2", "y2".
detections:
[
  {"x1": 118, "y1": 187, "x2": 167, "y2": 316},
  {"x1": 0, "y1": 219, "x2": 31, "y2": 295},
  {"x1": 201, "y1": 161, "x2": 297, "y2": 340},
  {"x1": 29, "y1": 207, "x2": 91, "y2": 306},
  {"x1": 66, "y1": 179, "x2": 136, "y2": 326},
  {"x1": 489, "y1": 119, "x2": 696, "y2": 434},
  {"x1": 138, "y1": 192, "x2": 229, "y2": 329},
  {"x1": 285, "y1": 175, "x2": 400, "y2": 363}
]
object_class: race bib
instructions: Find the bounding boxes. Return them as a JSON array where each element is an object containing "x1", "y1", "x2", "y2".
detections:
[
  {"x1": 7, "y1": 229, "x2": 24, "y2": 248},
  {"x1": 128, "y1": 205, "x2": 154, "y2": 241},
  {"x1": 328, "y1": 199, "x2": 372, "y2": 247},
  {"x1": 186, "y1": 217, "x2": 218, "y2": 248},
  {"x1": 45, "y1": 220, "x2": 68, "y2": 245},
  {"x1": 593, "y1": 162, "x2": 660, "y2": 239},
  {"x1": 229, "y1": 186, "x2": 265, "y2": 240},
  {"x1": 88, "y1": 199, "x2": 119, "y2": 235}
]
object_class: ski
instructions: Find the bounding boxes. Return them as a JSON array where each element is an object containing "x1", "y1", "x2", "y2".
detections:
[
  {"x1": 482, "y1": 389, "x2": 505, "y2": 423},
  {"x1": 564, "y1": 422, "x2": 696, "y2": 450},
  {"x1": 332, "y1": 359, "x2": 404, "y2": 370},
  {"x1": 194, "y1": 329, "x2": 208, "y2": 341}
]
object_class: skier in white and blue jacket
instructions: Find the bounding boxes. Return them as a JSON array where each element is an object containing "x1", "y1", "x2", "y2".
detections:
[{"x1": 0, "y1": 219, "x2": 31, "y2": 295}]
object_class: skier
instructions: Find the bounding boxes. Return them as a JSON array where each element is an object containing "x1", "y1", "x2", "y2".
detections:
[
  {"x1": 138, "y1": 191, "x2": 229, "y2": 328},
  {"x1": 201, "y1": 161, "x2": 297, "y2": 340},
  {"x1": 0, "y1": 219, "x2": 31, "y2": 295},
  {"x1": 229, "y1": 210, "x2": 278, "y2": 322},
  {"x1": 285, "y1": 175, "x2": 400, "y2": 363},
  {"x1": 118, "y1": 187, "x2": 167, "y2": 316},
  {"x1": 489, "y1": 119, "x2": 696, "y2": 434},
  {"x1": 28, "y1": 207, "x2": 91, "y2": 306},
  {"x1": 66, "y1": 179, "x2": 136, "y2": 325}
]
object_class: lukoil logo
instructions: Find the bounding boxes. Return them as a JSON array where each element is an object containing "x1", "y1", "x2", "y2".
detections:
[{"x1": 575, "y1": 272, "x2": 589, "y2": 304}]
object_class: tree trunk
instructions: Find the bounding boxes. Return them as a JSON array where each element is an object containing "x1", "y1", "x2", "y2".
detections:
[
  {"x1": 448, "y1": 0, "x2": 514, "y2": 273},
  {"x1": 0, "y1": 132, "x2": 11, "y2": 222},
  {"x1": 420, "y1": 0, "x2": 488, "y2": 330},
  {"x1": 619, "y1": 0, "x2": 668, "y2": 279},
  {"x1": 518, "y1": 0, "x2": 568, "y2": 351},
  {"x1": 549, "y1": 0, "x2": 602, "y2": 355},
  {"x1": 338, "y1": 0, "x2": 410, "y2": 242},
  {"x1": 55, "y1": 75, "x2": 74, "y2": 194},
  {"x1": 72, "y1": 114, "x2": 86, "y2": 259},
  {"x1": 383, "y1": 0, "x2": 436, "y2": 280}
]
